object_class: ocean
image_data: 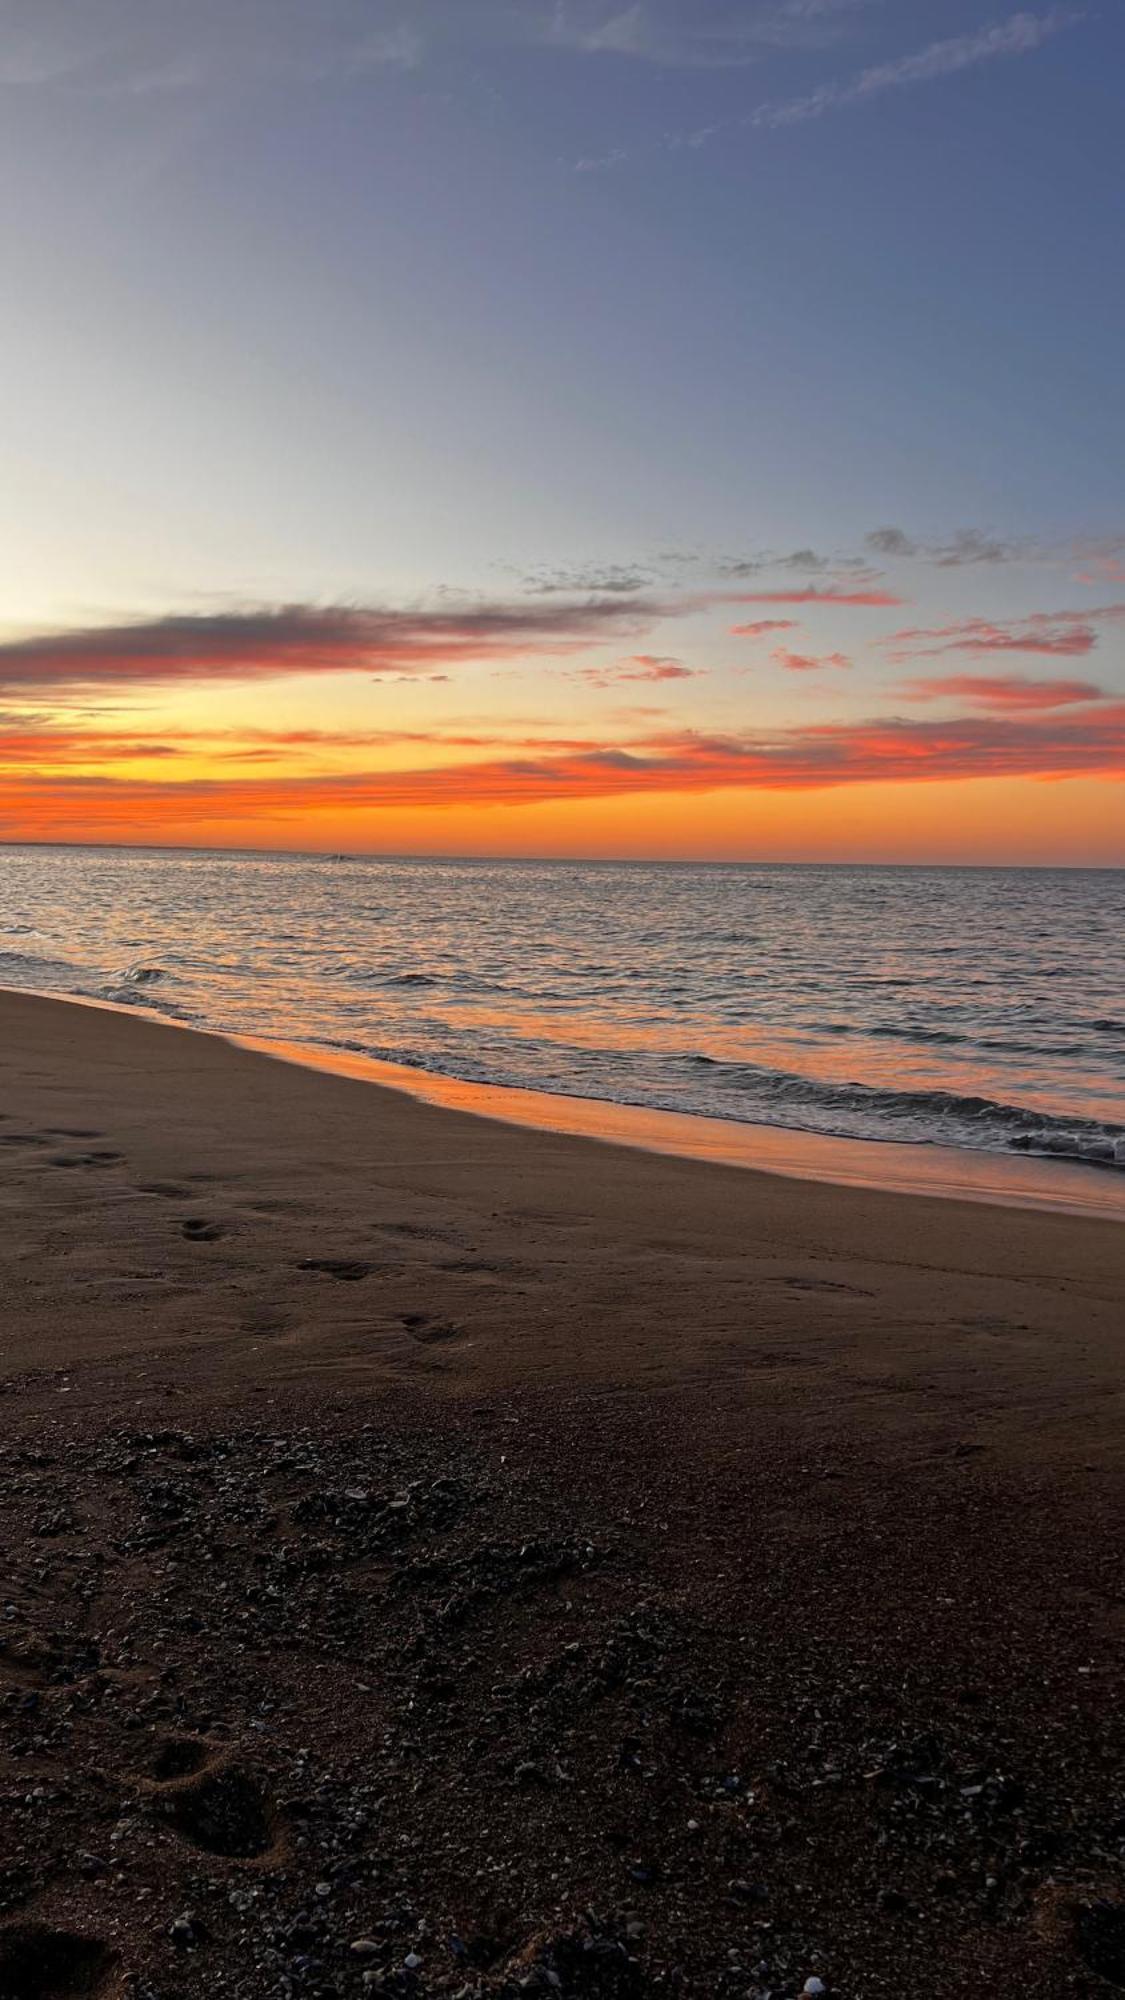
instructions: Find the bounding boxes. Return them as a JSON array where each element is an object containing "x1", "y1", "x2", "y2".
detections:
[{"x1": 1, "y1": 845, "x2": 1122, "y2": 1171}]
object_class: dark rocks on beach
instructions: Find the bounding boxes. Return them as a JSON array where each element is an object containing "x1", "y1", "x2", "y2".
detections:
[{"x1": 0, "y1": 1410, "x2": 1119, "y2": 2000}]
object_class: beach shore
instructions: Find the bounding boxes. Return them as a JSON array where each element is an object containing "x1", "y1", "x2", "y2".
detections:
[{"x1": 0, "y1": 988, "x2": 1122, "y2": 1999}]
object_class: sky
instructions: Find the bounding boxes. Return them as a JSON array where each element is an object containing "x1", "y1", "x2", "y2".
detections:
[{"x1": 0, "y1": 0, "x2": 1122, "y2": 863}]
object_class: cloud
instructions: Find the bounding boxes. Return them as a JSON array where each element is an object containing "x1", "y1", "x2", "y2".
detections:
[
  {"x1": 0, "y1": 598, "x2": 672, "y2": 695},
  {"x1": 548, "y1": 0, "x2": 872, "y2": 69},
  {"x1": 721, "y1": 546, "x2": 831, "y2": 575},
  {"x1": 0, "y1": 1, "x2": 427, "y2": 97},
  {"x1": 3, "y1": 705, "x2": 1123, "y2": 839},
  {"x1": 882, "y1": 604, "x2": 1125, "y2": 663},
  {"x1": 520, "y1": 563, "x2": 654, "y2": 595},
  {"x1": 897, "y1": 676, "x2": 1108, "y2": 711},
  {"x1": 718, "y1": 547, "x2": 876, "y2": 579},
  {"x1": 727, "y1": 586, "x2": 904, "y2": 606},
  {"x1": 865, "y1": 526, "x2": 916, "y2": 558},
  {"x1": 584, "y1": 6, "x2": 1085, "y2": 169},
  {"x1": 865, "y1": 526, "x2": 1021, "y2": 566},
  {"x1": 573, "y1": 653, "x2": 699, "y2": 687},
  {"x1": 751, "y1": 9, "x2": 1083, "y2": 127},
  {"x1": 730, "y1": 619, "x2": 800, "y2": 636},
  {"x1": 771, "y1": 648, "x2": 851, "y2": 671},
  {"x1": 0, "y1": 727, "x2": 185, "y2": 764}
]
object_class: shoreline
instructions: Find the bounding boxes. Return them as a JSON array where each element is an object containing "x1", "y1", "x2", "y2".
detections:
[
  {"x1": 7, "y1": 984, "x2": 1123, "y2": 1219},
  {"x1": 240, "y1": 1030, "x2": 1125, "y2": 1221}
]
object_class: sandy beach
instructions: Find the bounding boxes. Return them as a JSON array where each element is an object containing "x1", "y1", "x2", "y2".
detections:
[{"x1": 1, "y1": 987, "x2": 1123, "y2": 1999}]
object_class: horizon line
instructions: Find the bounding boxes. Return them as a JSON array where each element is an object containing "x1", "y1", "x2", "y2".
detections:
[{"x1": 0, "y1": 837, "x2": 1121, "y2": 873}]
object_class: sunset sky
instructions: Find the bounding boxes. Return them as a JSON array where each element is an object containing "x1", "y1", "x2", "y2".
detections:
[{"x1": 1, "y1": 0, "x2": 1122, "y2": 863}]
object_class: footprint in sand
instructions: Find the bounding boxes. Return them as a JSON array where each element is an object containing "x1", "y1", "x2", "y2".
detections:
[
  {"x1": 297, "y1": 1257, "x2": 376, "y2": 1281},
  {"x1": 141, "y1": 1738, "x2": 281, "y2": 1859},
  {"x1": 0, "y1": 1925, "x2": 116, "y2": 1999},
  {"x1": 46, "y1": 1150, "x2": 123, "y2": 1170},
  {"x1": 401, "y1": 1311, "x2": 463, "y2": 1344},
  {"x1": 180, "y1": 1217, "x2": 227, "y2": 1242}
]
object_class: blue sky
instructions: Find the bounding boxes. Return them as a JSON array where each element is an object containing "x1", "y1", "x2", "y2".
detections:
[{"x1": 0, "y1": 1, "x2": 1121, "y2": 860}]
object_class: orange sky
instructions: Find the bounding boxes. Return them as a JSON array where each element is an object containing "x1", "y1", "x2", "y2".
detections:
[{"x1": 0, "y1": 595, "x2": 1122, "y2": 864}]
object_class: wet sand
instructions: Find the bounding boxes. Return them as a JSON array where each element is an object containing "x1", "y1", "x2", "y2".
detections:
[{"x1": 0, "y1": 988, "x2": 1123, "y2": 2000}]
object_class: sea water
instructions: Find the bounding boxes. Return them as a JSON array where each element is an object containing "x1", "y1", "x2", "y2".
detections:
[{"x1": 1, "y1": 846, "x2": 1122, "y2": 1170}]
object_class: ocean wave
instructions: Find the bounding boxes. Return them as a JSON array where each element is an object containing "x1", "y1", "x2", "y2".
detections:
[
  {"x1": 119, "y1": 965, "x2": 165, "y2": 985},
  {"x1": 681, "y1": 1056, "x2": 1124, "y2": 1167},
  {"x1": 0, "y1": 946, "x2": 83, "y2": 978},
  {"x1": 813, "y1": 1021, "x2": 966, "y2": 1046}
]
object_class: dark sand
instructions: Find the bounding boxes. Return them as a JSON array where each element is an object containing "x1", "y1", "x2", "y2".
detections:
[{"x1": 0, "y1": 989, "x2": 1122, "y2": 2000}]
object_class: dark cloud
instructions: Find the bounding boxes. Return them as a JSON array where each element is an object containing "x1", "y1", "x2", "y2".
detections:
[
  {"x1": 865, "y1": 526, "x2": 917, "y2": 558},
  {"x1": 520, "y1": 564, "x2": 654, "y2": 595},
  {"x1": 865, "y1": 525, "x2": 1020, "y2": 566},
  {"x1": 932, "y1": 529, "x2": 1020, "y2": 568},
  {"x1": 727, "y1": 586, "x2": 903, "y2": 606},
  {"x1": 719, "y1": 548, "x2": 833, "y2": 577},
  {"x1": 0, "y1": 598, "x2": 668, "y2": 694}
]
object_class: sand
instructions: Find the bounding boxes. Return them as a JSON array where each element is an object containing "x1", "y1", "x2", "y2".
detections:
[{"x1": 0, "y1": 988, "x2": 1122, "y2": 2000}]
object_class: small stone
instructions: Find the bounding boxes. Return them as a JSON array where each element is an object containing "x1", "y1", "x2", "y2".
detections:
[
  {"x1": 802, "y1": 1980, "x2": 827, "y2": 1997},
  {"x1": 404, "y1": 1952, "x2": 423, "y2": 1971},
  {"x1": 351, "y1": 1940, "x2": 380, "y2": 1959}
]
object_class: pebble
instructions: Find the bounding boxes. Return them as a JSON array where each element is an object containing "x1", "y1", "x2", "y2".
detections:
[{"x1": 169, "y1": 1913, "x2": 198, "y2": 1950}]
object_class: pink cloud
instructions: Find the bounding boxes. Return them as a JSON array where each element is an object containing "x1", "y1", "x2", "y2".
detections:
[
  {"x1": 0, "y1": 599, "x2": 670, "y2": 695},
  {"x1": 884, "y1": 603, "x2": 1125, "y2": 663},
  {"x1": 771, "y1": 649, "x2": 852, "y2": 672},
  {"x1": 897, "y1": 674, "x2": 1107, "y2": 711},
  {"x1": 729, "y1": 619, "x2": 800, "y2": 637},
  {"x1": 573, "y1": 654, "x2": 699, "y2": 688}
]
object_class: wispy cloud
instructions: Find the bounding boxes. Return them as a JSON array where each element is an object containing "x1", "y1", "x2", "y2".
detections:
[
  {"x1": 520, "y1": 562, "x2": 654, "y2": 595},
  {"x1": 882, "y1": 604, "x2": 1125, "y2": 663},
  {"x1": 549, "y1": 0, "x2": 873, "y2": 69},
  {"x1": 0, "y1": 1, "x2": 430, "y2": 98},
  {"x1": 575, "y1": 7, "x2": 1083, "y2": 170},
  {"x1": 572, "y1": 653, "x2": 700, "y2": 687},
  {"x1": 865, "y1": 526, "x2": 1022, "y2": 567},
  {"x1": 0, "y1": 598, "x2": 672, "y2": 694},
  {"x1": 728, "y1": 586, "x2": 903, "y2": 607},
  {"x1": 750, "y1": 9, "x2": 1083, "y2": 127},
  {"x1": 730, "y1": 619, "x2": 800, "y2": 637},
  {"x1": 718, "y1": 547, "x2": 876, "y2": 580},
  {"x1": 896, "y1": 674, "x2": 1107, "y2": 710}
]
